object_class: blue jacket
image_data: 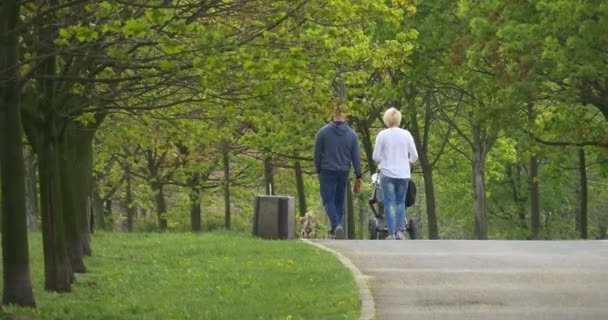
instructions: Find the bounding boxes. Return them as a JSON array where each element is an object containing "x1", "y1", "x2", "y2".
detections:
[{"x1": 314, "y1": 121, "x2": 362, "y2": 178}]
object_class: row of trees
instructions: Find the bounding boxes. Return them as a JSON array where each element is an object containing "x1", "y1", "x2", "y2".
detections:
[
  {"x1": 91, "y1": 1, "x2": 607, "y2": 242},
  {"x1": 1, "y1": 0, "x2": 606, "y2": 311},
  {"x1": 1, "y1": 0, "x2": 388, "y2": 309}
]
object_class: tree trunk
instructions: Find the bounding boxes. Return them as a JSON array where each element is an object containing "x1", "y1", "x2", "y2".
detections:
[
  {"x1": 359, "y1": 123, "x2": 377, "y2": 173},
  {"x1": 346, "y1": 180, "x2": 355, "y2": 239},
  {"x1": 0, "y1": 0, "x2": 36, "y2": 305},
  {"x1": 264, "y1": 154, "x2": 274, "y2": 195},
  {"x1": 507, "y1": 163, "x2": 528, "y2": 229},
  {"x1": 357, "y1": 193, "x2": 366, "y2": 239},
  {"x1": 104, "y1": 199, "x2": 112, "y2": 222},
  {"x1": 294, "y1": 160, "x2": 307, "y2": 216},
  {"x1": 578, "y1": 148, "x2": 588, "y2": 239},
  {"x1": 103, "y1": 199, "x2": 114, "y2": 221},
  {"x1": 38, "y1": 135, "x2": 72, "y2": 292},
  {"x1": 419, "y1": 155, "x2": 438, "y2": 239},
  {"x1": 22, "y1": 0, "x2": 73, "y2": 292},
  {"x1": 190, "y1": 188, "x2": 202, "y2": 232},
  {"x1": 72, "y1": 128, "x2": 93, "y2": 256},
  {"x1": 125, "y1": 166, "x2": 135, "y2": 232},
  {"x1": 186, "y1": 171, "x2": 202, "y2": 232},
  {"x1": 154, "y1": 184, "x2": 168, "y2": 231},
  {"x1": 91, "y1": 185, "x2": 105, "y2": 230},
  {"x1": 471, "y1": 125, "x2": 488, "y2": 240},
  {"x1": 407, "y1": 89, "x2": 439, "y2": 239},
  {"x1": 529, "y1": 153, "x2": 541, "y2": 240},
  {"x1": 23, "y1": 149, "x2": 39, "y2": 231},
  {"x1": 223, "y1": 144, "x2": 231, "y2": 229},
  {"x1": 527, "y1": 104, "x2": 541, "y2": 240},
  {"x1": 60, "y1": 132, "x2": 86, "y2": 273}
]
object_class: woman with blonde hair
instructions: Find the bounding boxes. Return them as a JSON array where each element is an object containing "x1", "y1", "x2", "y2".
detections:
[{"x1": 372, "y1": 107, "x2": 418, "y2": 240}]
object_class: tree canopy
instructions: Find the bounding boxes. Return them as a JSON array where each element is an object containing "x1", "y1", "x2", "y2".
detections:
[{"x1": 1, "y1": 0, "x2": 607, "y2": 308}]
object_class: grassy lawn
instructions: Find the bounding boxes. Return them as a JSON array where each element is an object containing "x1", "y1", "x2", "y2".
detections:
[{"x1": 2, "y1": 232, "x2": 360, "y2": 320}]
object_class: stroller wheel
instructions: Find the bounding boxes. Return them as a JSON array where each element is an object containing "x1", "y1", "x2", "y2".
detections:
[
  {"x1": 407, "y1": 219, "x2": 416, "y2": 239},
  {"x1": 368, "y1": 219, "x2": 378, "y2": 240},
  {"x1": 378, "y1": 230, "x2": 389, "y2": 240}
]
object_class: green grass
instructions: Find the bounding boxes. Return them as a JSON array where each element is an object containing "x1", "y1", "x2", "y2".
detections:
[{"x1": 2, "y1": 232, "x2": 360, "y2": 320}]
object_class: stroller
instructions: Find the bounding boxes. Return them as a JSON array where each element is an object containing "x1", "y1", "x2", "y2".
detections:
[{"x1": 368, "y1": 172, "x2": 416, "y2": 240}]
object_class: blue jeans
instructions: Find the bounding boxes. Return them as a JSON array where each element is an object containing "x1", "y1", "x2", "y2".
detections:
[
  {"x1": 319, "y1": 170, "x2": 349, "y2": 234},
  {"x1": 381, "y1": 176, "x2": 409, "y2": 234}
]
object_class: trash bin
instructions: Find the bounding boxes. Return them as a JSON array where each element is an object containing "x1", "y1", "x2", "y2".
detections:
[{"x1": 252, "y1": 196, "x2": 296, "y2": 239}]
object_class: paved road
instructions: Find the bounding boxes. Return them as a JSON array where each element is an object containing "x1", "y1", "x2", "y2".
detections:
[{"x1": 315, "y1": 240, "x2": 608, "y2": 320}]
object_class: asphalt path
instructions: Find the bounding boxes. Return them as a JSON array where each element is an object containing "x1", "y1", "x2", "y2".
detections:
[{"x1": 313, "y1": 239, "x2": 608, "y2": 320}]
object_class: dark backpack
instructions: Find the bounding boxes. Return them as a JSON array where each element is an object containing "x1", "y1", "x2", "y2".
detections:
[{"x1": 406, "y1": 179, "x2": 416, "y2": 207}]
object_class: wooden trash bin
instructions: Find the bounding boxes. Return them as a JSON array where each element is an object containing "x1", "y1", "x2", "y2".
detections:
[{"x1": 252, "y1": 196, "x2": 296, "y2": 239}]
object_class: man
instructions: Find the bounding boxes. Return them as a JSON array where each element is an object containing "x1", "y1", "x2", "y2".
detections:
[{"x1": 314, "y1": 108, "x2": 363, "y2": 239}]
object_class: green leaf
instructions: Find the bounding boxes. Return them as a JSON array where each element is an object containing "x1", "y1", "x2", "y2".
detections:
[{"x1": 123, "y1": 19, "x2": 148, "y2": 38}]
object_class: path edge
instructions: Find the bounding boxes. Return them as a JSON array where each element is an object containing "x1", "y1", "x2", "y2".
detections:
[{"x1": 302, "y1": 239, "x2": 375, "y2": 320}]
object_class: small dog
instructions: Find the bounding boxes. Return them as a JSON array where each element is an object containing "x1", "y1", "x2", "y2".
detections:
[{"x1": 299, "y1": 212, "x2": 317, "y2": 239}]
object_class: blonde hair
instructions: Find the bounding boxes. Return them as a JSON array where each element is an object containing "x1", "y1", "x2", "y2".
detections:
[{"x1": 382, "y1": 107, "x2": 402, "y2": 128}]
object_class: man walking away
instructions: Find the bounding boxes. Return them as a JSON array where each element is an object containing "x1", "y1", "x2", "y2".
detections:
[{"x1": 314, "y1": 108, "x2": 363, "y2": 239}]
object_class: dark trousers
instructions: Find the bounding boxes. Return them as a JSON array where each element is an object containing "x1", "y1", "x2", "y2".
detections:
[{"x1": 319, "y1": 170, "x2": 348, "y2": 234}]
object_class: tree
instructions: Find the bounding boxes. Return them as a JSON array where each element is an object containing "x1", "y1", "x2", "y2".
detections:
[
  {"x1": 459, "y1": 0, "x2": 608, "y2": 139},
  {"x1": 23, "y1": 149, "x2": 39, "y2": 231},
  {"x1": 16, "y1": 0, "x2": 302, "y2": 287},
  {"x1": 0, "y1": 0, "x2": 36, "y2": 306}
]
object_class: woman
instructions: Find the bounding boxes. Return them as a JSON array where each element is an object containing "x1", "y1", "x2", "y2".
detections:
[{"x1": 372, "y1": 107, "x2": 418, "y2": 240}]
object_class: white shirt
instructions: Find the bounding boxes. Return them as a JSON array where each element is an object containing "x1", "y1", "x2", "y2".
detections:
[{"x1": 372, "y1": 127, "x2": 418, "y2": 179}]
